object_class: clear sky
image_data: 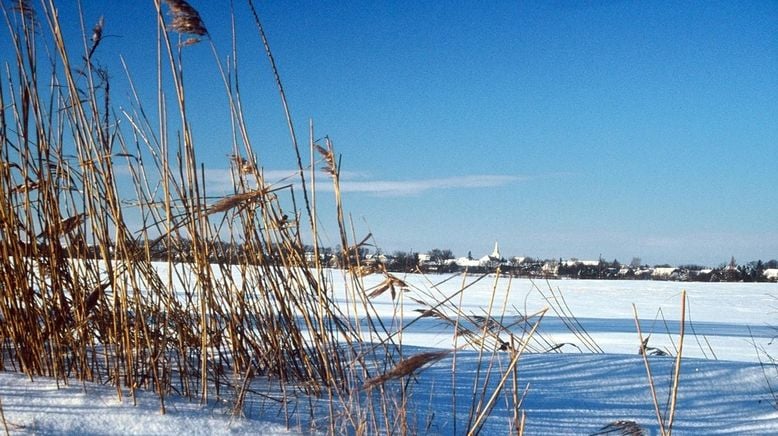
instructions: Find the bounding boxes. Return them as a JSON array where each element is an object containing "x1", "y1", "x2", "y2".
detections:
[{"x1": 11, "y1": 1, "x2": 778, "y2": 266}]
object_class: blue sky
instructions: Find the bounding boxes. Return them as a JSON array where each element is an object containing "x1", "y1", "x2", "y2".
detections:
[{"x1": 13, "y1": 1, "x2": 778, "y2": 266}]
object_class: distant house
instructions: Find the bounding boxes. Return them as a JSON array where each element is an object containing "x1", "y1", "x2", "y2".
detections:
[
  {"x1": 541, "y1": 260, "x2": 559, "y2": 276},
  {"x1": 652, "y1": 267, "x2": 678, "y2": 280},
  {"x1": 764, "y1": 269, "x2": 778, "y2": 282},
  {"x1": 455, "y1": 242, "x2": 503, "y2": 269},
  {"x1": 634, "y1": 269, "x2": 652, "y2": 279},
  {"x1": 540, "y1": 258, "x2": 601, "y2": 278},
  {"x1": 688, "y1": 268, "x2": 714, "y2": 281},
  {"x1": 455, "y1": 257, "x2": 482, "y2": 268},
  {"x1": 365, "y1": 253, "x2": 393, "y2": 265},
  {"x1": 573, "y1": 260, "x2": 600, "y2": 267},
  {"x1": 511, "y1": 256, "x2": 528, "y2": 265}
]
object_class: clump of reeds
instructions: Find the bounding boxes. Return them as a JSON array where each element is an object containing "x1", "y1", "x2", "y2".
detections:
[
  {"x1": 0, "y1": 1, "x2": 571, "y2": 434},
  {"x1": 0, "y1": 0, "x2": 368, "y2": 418}
]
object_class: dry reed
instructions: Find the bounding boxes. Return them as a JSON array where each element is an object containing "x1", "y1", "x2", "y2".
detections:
[
  {"x1": 163, "y1": 0, "x2": 208, "y2": 37},
  {"x1": 363, "y1": 350, "x2": 451, "y2": 390},
  {"x1": 632, "y1": 290, "x2": 687, "y2": 436},
  {"x1": 593, "y1": 420, "x2": 646, "y2": 436}
]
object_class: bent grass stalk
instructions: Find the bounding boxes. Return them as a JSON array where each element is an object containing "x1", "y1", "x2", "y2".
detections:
[
  {"x1": 468, "y1": 307, "x2": 547, "y2": 435},
  {"x1": 0, "y1": 395, "x2": 8, "y2": 435},
  {"x1": 633, "y1": 303, "x2": 666, "y2": 436},
  {"x1": 633, "y1": 290, "x2": 686, "y2": 436},
  {"x1": 666, "y1": 290, "x2": 686, "y2": 435}
]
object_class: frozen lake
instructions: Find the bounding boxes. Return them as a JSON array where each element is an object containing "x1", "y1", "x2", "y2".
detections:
[{"x1": 330, "y1": 271, "x2": 778, "y2": 362}]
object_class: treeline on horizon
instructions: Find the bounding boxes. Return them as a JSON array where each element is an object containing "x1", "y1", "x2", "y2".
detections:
[
  {"x1": 380, "y1": 251, "x2": 778, "y2": 282},
  {"x1": 71, "y1": 236, "x2": 778, "y2": 283}
]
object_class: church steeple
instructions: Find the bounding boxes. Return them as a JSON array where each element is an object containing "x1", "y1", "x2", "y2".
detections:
[{"x1": 490, "y1": 241, "x2": 500, "y2": 260}]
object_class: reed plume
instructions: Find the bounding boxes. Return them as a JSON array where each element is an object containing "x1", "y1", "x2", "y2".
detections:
[
  {"x1": 363, "y1": 350, "x2": 452, "y2": 389},
  {"x1": 163, "y1": 0, "x2": 208, "y2": 37}
]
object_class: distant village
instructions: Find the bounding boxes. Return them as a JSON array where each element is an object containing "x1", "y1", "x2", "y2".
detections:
[
  {"x1": 139, "y1": 237, "x2": 778, "y2": 283},
  {"x1": 359, "y1": 242, "x2": 778, "y2": 283}
]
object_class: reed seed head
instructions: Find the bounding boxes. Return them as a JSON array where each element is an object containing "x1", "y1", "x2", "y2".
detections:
[
  {"x1": 163, "y1": 0, "x2": 208, "y2": 37},
  {"x1": 363, "y1": 350, "x2": 452, "y2": 389}
]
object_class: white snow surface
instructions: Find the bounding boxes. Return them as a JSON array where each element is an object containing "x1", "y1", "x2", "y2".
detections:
[
  {"x1": 2, "y1": 268, "x2": 777, "y2": 434},
  {"x1": 344, "y1": 273, "x2": 777, "y2": 362},
  {"x1": 0, "y1": 371, "x2": 292, "y2": 435}
]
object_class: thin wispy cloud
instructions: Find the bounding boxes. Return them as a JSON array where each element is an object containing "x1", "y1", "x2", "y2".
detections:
[
  {"x1": 208, "y1": 170, "x2": 524, "y2": 196},
  {"x1": 114, "y1": 165, "x2": 526, "y2": 197},
  {"x1": 336, "y1": 174, "x2": 525, "y2": 196}
]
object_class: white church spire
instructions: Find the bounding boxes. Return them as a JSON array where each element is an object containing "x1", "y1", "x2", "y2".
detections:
[{"x1": 490, "y1": 241, "x2": 500, "y2": 260}]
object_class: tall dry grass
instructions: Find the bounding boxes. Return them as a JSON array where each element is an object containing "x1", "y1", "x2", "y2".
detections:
[
  {"x1": 0, "y1": 1, "x2": 590, "y2": 434},
  {"x1": 0, "y1": 0, "x2": 365, "y2": 422}
]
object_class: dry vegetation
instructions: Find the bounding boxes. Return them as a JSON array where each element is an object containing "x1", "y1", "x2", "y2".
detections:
[
  {"x1": 0, "y1": 1, "x2": 539, "y2": 433},
  {"x1": 0, "y1": 2, "x2": 693, "y2": 435}
]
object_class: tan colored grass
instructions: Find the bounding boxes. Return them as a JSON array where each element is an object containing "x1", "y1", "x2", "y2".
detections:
[
  {"x1": 363, "y1": 350, "x2": 452, "y2": 390},
  {"x1": 0, "y1": 1, "x2": 559, "y2": 433},
  {"x1": 206, "y1": 188, "x2": 269, "y2": 215},
  {"x1": 366, "y1": 275, "x2": 408, "y2": 300},
  {"x1": 316, "y1": 144, "x2": 337, "y2": 176}
]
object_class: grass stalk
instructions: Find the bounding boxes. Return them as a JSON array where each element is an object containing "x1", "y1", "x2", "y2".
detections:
[
  {"x1": 0, "y1": 395, "x2": 8, "y2": 436},
  {"x1": 633, "y1": 304, "x2": 667, "y2": 436},
  {"x1": 666, "y1": 290, "x2": 686, "y2": 435},
  {"x1": 468, "y1": 307, "x2": 547, "y2": 435}
]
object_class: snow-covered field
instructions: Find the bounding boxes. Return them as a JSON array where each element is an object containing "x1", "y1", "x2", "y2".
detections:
[
  {"x1": 347, "y1": 274, "x2": 778, "y2": 363},
  {"x1": 2, "y1": 269, "x2": 777, "y2": 434}
]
